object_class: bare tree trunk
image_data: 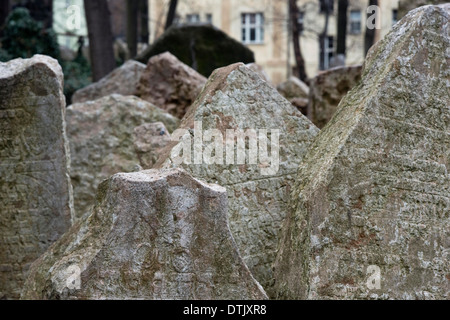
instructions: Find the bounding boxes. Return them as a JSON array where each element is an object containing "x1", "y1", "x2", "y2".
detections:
[
  {"x1": 319, "y1": 0, "x2": 331, "y2": 70},
  {"x1": 126, "y1": 0, "x2": 139, "y2": 58},
  {"x1": 0, "y1": 0, "x2": 10, "y2": 36},
  {"x1": 364, "y1": 0, "x2": 378, "y2": 55},
  {"x1": 140, "y1": 0, "x2": 149, "y2": 43},
  {"x1": 84, "y1": 0, "x2": 116, "y2": 81},
  {"x1": 336, "y1": 0, "x2": 348, "y2": 56},
  {"x1": 165, "y1": 0, "x2": 178, "y2": 30},
  {"x1": 289, "y1": 0, "x2": 308, "y2": 82}
]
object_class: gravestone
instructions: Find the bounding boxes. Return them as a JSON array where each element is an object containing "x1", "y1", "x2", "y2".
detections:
[
  {"x1": 71, "y1": 60, "x2": 146, "y2": 104},
  {"x1": 138, "y1": 52, "x2": 207, "y2": 119},
  {"x1": 67, "y1": 94, "x2": 179, "y2": 220},
  {"x1": 154, "y1": 63, "x2": 319, "y2": 296},
  {"x1": 0, "y1": 55, "x2": 73, "y2": 299},
  {"x1": 307, "y1": 65, "x2": 362, "y2": 129},
  {"x1": 277, "y1": 76, "x2": 309, "y2": 101},
  {"x1": 274, "y1": 4, "x2": 450, "y2": 300},
  {"x1": 22, "y1": 169, "x2": 268, "y2": 300},
  {"x1": 133, "y1": 122, "x2": 172, "y2": 169}
]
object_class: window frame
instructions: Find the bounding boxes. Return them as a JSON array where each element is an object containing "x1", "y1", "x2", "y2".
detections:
[
  {"x1": 349, "y1": 9, "x2": 362, "y2": 34},
  {"x1": 241, "y1": 13, "x2": 265, "y2": 45}
]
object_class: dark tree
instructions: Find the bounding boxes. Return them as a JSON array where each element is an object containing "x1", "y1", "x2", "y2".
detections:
[
  {"x1": 319, "y1": 0, "x2": 332, "y2": 70},
  {"x1": 0, "y1": 0, "x2": 10, "y2": 36},
  {"x1": 289, "y1": 0, "x2": 308, "y2": 82},
  {"x1": 165, "y1": 0, "x2": 178, "y2": 30},
  {"x1": 126, "y1": 0, "x2": 139, "y2": 58},
  {"x1": 336, "y1": 0, "x2": 348, "y2": 56},
  {"x1": 140, "y1": 0, "x2": 149, "y2": 43},
  {"x1": 364, "y1": 0, "x2": 378, "y2": 55},
  {"x1": 84, "y1": 0, "x2": 116, "y2": 81}
]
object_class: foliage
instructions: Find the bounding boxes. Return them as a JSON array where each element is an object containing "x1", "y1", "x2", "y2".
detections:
[{"x1": 0, "y1": 7, "x2": 91, "y2": 103}]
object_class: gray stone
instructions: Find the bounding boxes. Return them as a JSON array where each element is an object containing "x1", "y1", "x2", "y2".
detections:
[
  {"x1": 133, "y1": 122, "x2": 172, "y2": 169},
  {"x1": 21, "y1": 169, "x2": 268, "y2": 300},
  {"x1": 246, "y1": 63, "x2": 272, "y2": 84},
  {"x1": 307, "y1": 65, "x2": 362, "y2": 129},
  {"x1": 138, "y1": 52, "x2": 207, "y2": 119},
  {"x1": 0, "y1": 55, "x2": 74, "y2": 299},
  {"x1": 273, "y1": 4, "x2": 450, "y2": 300},
  {"x1": 277, "y1": 76, "x2": 309, "y2": 101},
  {"x1": 71, "y1": 60, "x2": 146, "y2": 104},
  {"x1": 154, "y1": 63, "x2": 319, "y2": 296},
  {"x1": 66, "y1": 94, "x2": 180, "y2": 220}
]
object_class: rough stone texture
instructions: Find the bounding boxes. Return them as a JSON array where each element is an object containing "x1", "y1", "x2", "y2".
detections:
[
  {"x1": 22, "y1": 169, "x2": 268, "y2": 300},
  {"x1": 274, "y1": 5, "x2": 450, "y2": 300},
  {"x1": 277, "y1": 76, "x2": 309, "y2": 101},
  {"x1": 154, "y1": 63, "x2": 319, "y2": 296},
  {"x1": 307, "y1": 65, "x2": 362, "y2": 129},
  {"x1": 67, "y1": 94, "x2": 180, "y2": 220},
  {"x1": 133, "y1": 122, "x2": 172, "y2": 169},
  {"x1": 0, "y1": 55, "x2": 74, "y2": 299},
  {"x1": 136, "y1": 24, "x2": 255, "y2": 78},
  {"x1": 246, "y1": 63, "x2": 272, "y2": 84},
  {"x1": 291, "y1": 97, "x2": 309, "y2": 116},
  {"x1": 71, "y1": 60, "x2": 146, "y2": 104},
  {"x1": 138, "y1": 52, "x2": 207, "y2": 119}
]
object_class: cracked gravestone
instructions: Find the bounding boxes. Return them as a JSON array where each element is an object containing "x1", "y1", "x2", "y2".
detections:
[
  {"x1": 307, "y1": 65, "x2": 362, "y2": 129},
  {"x1": 21, "y1": 169, "x2": 268, "y2": 300},
  {"x1": 273, "y1": 4, "x2": 450, "y2": 300},
  {"x1": 66, "y1": 94, "x2": 179, "y2": 220},
  {"x1": 138, "y1": 52, "x2": 207, "y2": 119},
  {"x1": 71, "y1": 60, "x2": 146, "y2": 104},
  {"x1": 0, "y1": 55, "x2": 73, "y2": 299},
  {"x1": 154, "y1": 63, "x2": 319, "y2": 296}
]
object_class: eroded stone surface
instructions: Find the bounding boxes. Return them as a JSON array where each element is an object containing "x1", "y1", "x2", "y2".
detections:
[
  {"x1": 307, "y1": 65, "x2": 362, "y2": 129},
  {"x1": 154, "y1": 63, "x2": 319, "y2": 295},
  {"x1": 133, "y1": 122, "x2": 172, "y2": 169},
  {"x1": 0, "y1": 55, "x2": 73, "y2": 299},
  {"x1": 22, "y1": 169, "x2": 268, "y2": 300},
  {"x1": 71, "y1": 60, "x2": 146, "y2": 104},
  {"x1": 277, "y1": 76, "x2": 309, "y2": 101},
  {"x1": 66, "y1": 94, "x2": 179, "y2": 220},
  {"x1": 274, "y1": 5, "x2": 450, "y2": 300},
  {"x1": 138, "y1": 52, "x2": 207, "y2": 119},
  {"x1": 246, "y1": 63, "x2": 272, "y2": 84}
]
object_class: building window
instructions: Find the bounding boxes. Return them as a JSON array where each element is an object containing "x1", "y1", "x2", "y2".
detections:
[
  {"x1": 319, "y1": 0, "x2": 334, "y2": 13},
  {"x1": 349, "y1": 10, "x2": 361, "y2": 34},
  {"x1": 186, "y1": 14, "x2": 200, "y2": 24},
  {"x1": 392, "y1": 9, "x2": 398, "y2": 26},
  {"x1": 241, "y1": 13, "x2": 264, "y2": 44},
  {"x1": 206, "y1": 13, "x2": 213, "y2": 24},
  {"x1": 320, "y1": 35, "x2": 335, "y2": 70}
]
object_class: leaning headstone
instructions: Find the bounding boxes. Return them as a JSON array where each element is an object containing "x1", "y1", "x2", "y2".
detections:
[
  {"x1": 138, "y1": 52, "x2": 207, "y2": 119},
  {"x1": 154, "y1": 63, "x2": 319, "y2": 296},
  {"x1": 274, "y1": 4, "x2": 450, "y2": 300},
  {"x1": 136, "y1": 24, "x2": 255, "y2": 77},
  {"x1": 22, "y1": 169, "x2": 268, "y2": 300},
  {"x1": 71, "y1": 60, "x2": 146, "y2": 104},
  {"x1": 67, "y1": 94, "x2": 179, "y2": 220},
  {"x1": 0, "y1": 55, "x2": 73, "y2": 299},
  {"x1": 133, "y1": 122, "x2": 172, "y2": 169},
  {"x1": 277, "y1": 76, "x2": 309, "y2": 101},
  {"x1": 307, "y1": 65, "x2": 362, "y2": 129}
]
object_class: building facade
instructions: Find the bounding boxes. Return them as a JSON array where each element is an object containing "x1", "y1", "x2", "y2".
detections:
[{"x1": 149, "y1": 0, "x2": 400, "y2": 84}]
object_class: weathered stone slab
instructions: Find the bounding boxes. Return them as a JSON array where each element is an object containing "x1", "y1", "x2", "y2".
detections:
[
  {"x1": 66, "y1": 94, "x2": 179, "y2": 220},
  {"x1": 133, "y1": 122, "x2": 172, "y2": 169},
  {"x1": 138, "y1": 52, "x2": 207, "y2": 119},
  {"x1": 154, "y1": 63, "x2": 319, "y2": 295},
  {"x1": 274, "y1": 4, "x2": 450, "y2": 300},
  {"x1": 277, "y1": 76, "x2": 309, "y2": 101},
  {"x1": 0, "y1": 55, "x2": 74, "y2": 299},
  {"x1": 71, "y1": 60, "x2": 146, "y2": 104},
  {"x1": 246, "y1": 63, "x2": 272, "y2": 84},
  {"x1": 22, "y1": 169, "x2": 268, "y2": 300},
  {"x1": 307, "y1": 65, "x2": 362, "y2": 129}
]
